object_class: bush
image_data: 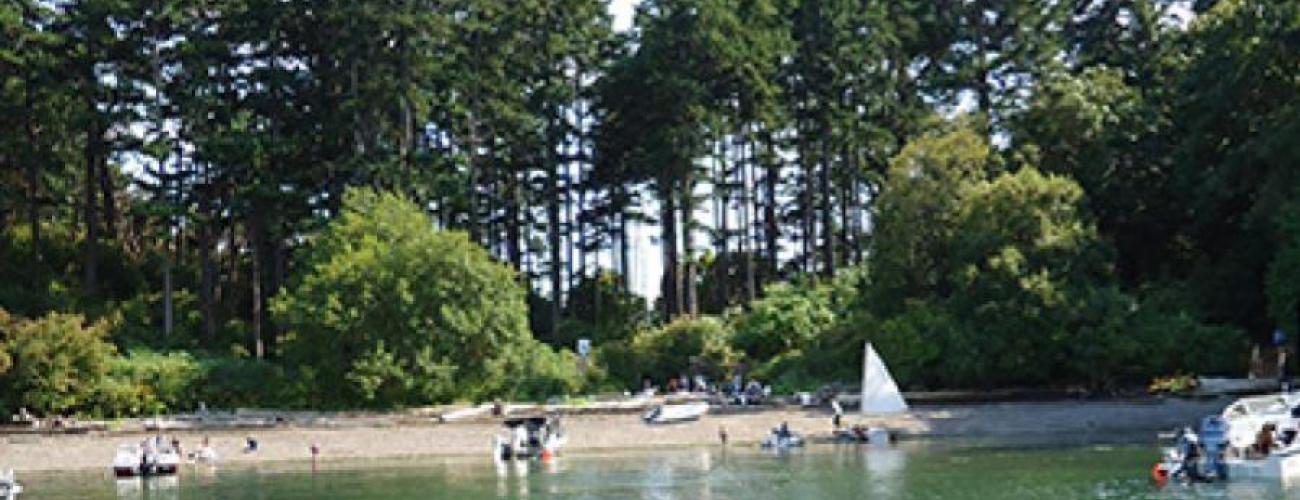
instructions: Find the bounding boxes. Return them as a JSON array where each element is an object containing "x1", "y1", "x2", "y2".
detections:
[
  {"x1": 729, "y1": 281, "x2": 839, "y2": 362},
  {"x1": 629, "y1": 316, "x2": 737, "y2": 384},
  {"x1": 95, "y1": 349, "x2": 205, "y2": 417},
  {"x1": 274, "y1": 188, "x2": 536, "y2": 407},
  {"x1": 0, "y1": 310, "x2": 117, "y2": 416},
  {"x1": 500, "y1": 342, "x2": 589, "y2": 401},
  {"x1": 196, "y1": 356, "x2": 298, "y2": 409}
]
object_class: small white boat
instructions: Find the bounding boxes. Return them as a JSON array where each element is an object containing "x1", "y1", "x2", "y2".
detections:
[
  {"x1": 113, "y1": 443, "x2": 181, "y2": 478},
  {"x1": 761, "y1": 433, "x2": 804, "y2": 449},
  {"x1": 643, "y1": 402, "x2": 708, "y2": 424},
  {"x1": 1, "y1": 469, "x2": 22, "y2": 499}
]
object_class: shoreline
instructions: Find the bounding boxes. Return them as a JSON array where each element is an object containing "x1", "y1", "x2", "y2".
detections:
[{"x1": 0, "y1": 397, "x2": 1228, "y2": 473}]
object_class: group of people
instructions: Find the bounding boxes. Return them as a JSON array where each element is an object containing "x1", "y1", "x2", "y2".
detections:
[
  {"x1": 638, "y1": 373, "x2": 772, "y2": 405},
  {"x1": 139, "y1": 434, "x2": 219, "y2": 462},
  {"x1": 659, "y1": 374, "x2": 711, "y2": 394}
]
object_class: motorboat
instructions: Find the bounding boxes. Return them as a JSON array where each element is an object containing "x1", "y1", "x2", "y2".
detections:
[
  {"x1": 493, "y1": 416, "x2": 564, "y2": 460},
  {"x1": 643, "y1": 402, "x2": 708, "y2": 424},
  {"x1": 113, "y1": 443, "x2": 181, "y2": 477},
  {"x1": 1220, "y1": 393, "x2": 1300, "y2": 452},
  {"x1": 1155, "y1": 393, "x2": 1300, "y2": 484},
  {"x1": 0, "y1": 469, "x2": 21, "y2": 499}
]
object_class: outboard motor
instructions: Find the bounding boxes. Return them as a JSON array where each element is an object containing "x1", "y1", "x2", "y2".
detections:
[{"x1": 1199, "y1": 416, "x2": 1230, "y2": 480}]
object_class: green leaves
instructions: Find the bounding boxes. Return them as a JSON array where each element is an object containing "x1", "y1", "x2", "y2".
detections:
[{"x1": 273, "y1": 188, "x2": 538, "y2": 407}]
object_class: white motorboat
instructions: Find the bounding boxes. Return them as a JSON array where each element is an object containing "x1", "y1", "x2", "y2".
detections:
[
  {"x1": 1, "y1": 469, "x2": 22, "y2": 499},
  {"x1": 1220, "y1": 393, "x2": 1300, "y2": 452},
  {"x1": 113, "y1": 443, "x2": 181, "y2": 477},
  {"x1": 643, "y1": 402, "x2": 708, "y2": 424},
  {"x1": 493, "y1": 416, "x2": 564, "y2": 460},
  {"x1": 1155, "y1": 393, "x2": 1300, "y2": 484}
]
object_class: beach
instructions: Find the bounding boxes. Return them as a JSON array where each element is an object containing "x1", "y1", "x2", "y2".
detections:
[{"x1": 0, "y1": 397, "x2": 1229, "y2": 472}]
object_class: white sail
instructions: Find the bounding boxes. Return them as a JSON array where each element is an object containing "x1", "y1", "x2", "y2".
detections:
[{"x1": 861, "y1": 342, "x2": 908, "y2": 415}]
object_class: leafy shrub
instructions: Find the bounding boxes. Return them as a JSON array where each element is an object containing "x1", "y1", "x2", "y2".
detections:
[
  {"x1": 95, "y1": 349, "x2": 205, "y2": 416},
  {"x1": 630, "y1": 316, "x2": 737, "y2": 384},
  {"x1": 0, "y1": 310, "x2": 117, "y2": 416},
  {"x1": 274, "y1": 189, "x2": 536, "y2": 407},
  {"x1": 730, "y1": 281, "x2": 839, "y2": 361}
]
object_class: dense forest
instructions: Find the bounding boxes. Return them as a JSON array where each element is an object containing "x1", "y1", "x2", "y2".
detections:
[{"x1": 1, "y1": 0, "x2": 1297, "y2": 415}]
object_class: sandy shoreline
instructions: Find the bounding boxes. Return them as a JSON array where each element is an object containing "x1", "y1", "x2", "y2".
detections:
[{"x1": 0, "y1": 398, "x2": 1227, "y2": 472}]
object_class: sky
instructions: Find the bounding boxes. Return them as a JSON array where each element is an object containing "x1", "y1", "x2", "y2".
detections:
[{"x1": 609, "y1": 0, "x2": 638, "y2": 32}]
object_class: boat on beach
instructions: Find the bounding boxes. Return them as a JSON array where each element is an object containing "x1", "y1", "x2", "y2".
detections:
[{"x1": 643, "y1": 402, "x2": 709, "y2": 424}]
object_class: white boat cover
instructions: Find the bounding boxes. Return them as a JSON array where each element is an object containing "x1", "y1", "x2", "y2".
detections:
[{"x1": 861, "y1": 343, "x2": 908, "y2": 415}]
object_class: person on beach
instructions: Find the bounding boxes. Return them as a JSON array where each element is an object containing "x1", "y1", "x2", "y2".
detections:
[
  {"x1": 719, "y1": 425, "x2": 728, "y2": 445},
  {"x1": 831, "y1": 398, "x2": 843, "y2": 430}
]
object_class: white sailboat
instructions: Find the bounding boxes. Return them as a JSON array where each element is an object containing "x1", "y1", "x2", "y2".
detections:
[{"x1": 861, "y1": 342, "x2": 908, "y2": 415}]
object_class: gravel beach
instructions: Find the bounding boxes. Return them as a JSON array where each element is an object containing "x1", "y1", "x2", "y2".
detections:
[{"x1": 0, "y1": 397, "x2": 1228, "y2": 472}]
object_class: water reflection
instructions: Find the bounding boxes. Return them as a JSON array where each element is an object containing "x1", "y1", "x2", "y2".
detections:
[
  {"x1": 114, "y1": 475, "x2": 178, "y2": 500},
  {"x1": 22, "y1": 442, "x2": 1238, "y2": 499}
]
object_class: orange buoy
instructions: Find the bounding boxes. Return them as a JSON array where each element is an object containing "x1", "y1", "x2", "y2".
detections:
[{"x1": 1151, "y1": 462, "x2": 1168, "y2": 486}]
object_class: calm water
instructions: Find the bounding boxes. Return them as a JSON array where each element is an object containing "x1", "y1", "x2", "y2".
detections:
[{"x1": 16, "y1": 441, "x2": 1300, "y2": 499}]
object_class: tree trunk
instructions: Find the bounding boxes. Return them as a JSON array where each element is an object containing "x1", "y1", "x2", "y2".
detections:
[
  {"x1": 661, "y1": 183, "x2": 681, "y2": 319},
  {"x1": 99, "y1": 156, "x2": 117, "y2": 240},
  {"x1": 24, "y1": 82, "x2": 41, "y2": 252},
  {"x1": 681, "y1": 178, "x2": 698, "y2": 317},
  {"x1": 547, "y1": 128, "x2": 563, "y2": 342},
  {"x1": 505, "y1": 166, "x2": 523, "y2": 272},
  {"x1": 249, "y1": 212, "x2": 267, "y2": 359},
  {"x1": 199, "y1": 195, "x2": 217, "y2": 340},
  {"x1": 82, "y1": 100, "x2": 100, "y2": 296},
  {"x1": 819, "y1": 136, "x2": 835, "y2": 278},
  {"x1": 742, "y1": 130, "x2": 757, "y2": 302},
  {"x1": 763, "y1": 132, "x2": 779, "y2": 279}
]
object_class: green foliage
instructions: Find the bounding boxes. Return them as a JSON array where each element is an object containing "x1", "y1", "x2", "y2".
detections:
[
  {"x1": 95, "y1": 349, "x2": 204, "y2": 417},
  {"x1": 632, "y1": 316, "x2": 737, "y2": 385},
  {"x1": 555, "y1": 271, "x2": 651, "y2": 349},
  {"x1": 274, "y1": 188, "x2": 535, "y2": 407},
  {"x1": 0, "y1": 310, "x2": 117, "y2": 415},
  {"x1": 1268, "y1": 200, "x2": 1300, "y2": 336},
  {"x1": 500, "y1": 342, "x2": 590, "y2": 402},
  {"x1": 729, "y1": 271, "x2": 858, "y2": 362}
]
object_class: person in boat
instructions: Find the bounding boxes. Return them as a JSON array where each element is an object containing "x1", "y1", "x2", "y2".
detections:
[
  {"x1": 777, "y1": 422, "x2": 792, "y2": 439},
  {"x1": 1252, "y1": 423, "x2": 1277, "y2": 458}
]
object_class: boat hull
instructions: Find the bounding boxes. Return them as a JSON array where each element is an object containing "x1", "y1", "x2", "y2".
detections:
[
  {"x1": 643, "y1": 403, "x2": 709, "y2": 424},
  {"x1": 1226, "y1": 453, "x2": 1300, "y2": 483}
]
